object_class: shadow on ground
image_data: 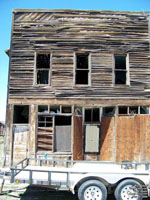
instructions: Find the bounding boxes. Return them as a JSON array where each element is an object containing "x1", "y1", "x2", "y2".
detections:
[
  {"x1": 20, "y1": 186, "x2": 78, "y2": 200},
  {"x1": 19, "y1": 186, "x2": 116, "y2": 200}
]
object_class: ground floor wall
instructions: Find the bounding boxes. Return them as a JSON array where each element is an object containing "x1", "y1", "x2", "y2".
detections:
[{"x1": 4, "y1": 99, "x2": 150, "y2": 166}]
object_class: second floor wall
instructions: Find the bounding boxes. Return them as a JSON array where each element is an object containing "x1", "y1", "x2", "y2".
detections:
[{"x1": 8, "y1": 9, "x2": 150, "y2": 100}]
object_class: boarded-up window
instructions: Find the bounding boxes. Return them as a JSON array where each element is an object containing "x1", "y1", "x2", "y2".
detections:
[
  {"x1": 36, "y1": 53, "x2": 50, "y2": 85},
  {"x1": 13, "y1": 105, "x2": 29, "y2": 124},
  {"x1": 75, "y1": 54, "x2": 89, "y2": 85},
  {"x1": 85, "y1": 125, "x2": 99, "y2": 153},
  {"x1": 114, "y1": 54, "x2": 129, "y2": 85}
]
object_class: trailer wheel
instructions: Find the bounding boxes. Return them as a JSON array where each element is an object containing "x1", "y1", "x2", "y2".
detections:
[
  {"x1": 78, "y1": 180, "x2": 107, "y2": 200},
  {"x1": 114, "y1": 179, "x2": 143, "y2": 200}
]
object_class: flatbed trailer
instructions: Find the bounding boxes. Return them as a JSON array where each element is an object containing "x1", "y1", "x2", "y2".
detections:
[{"x1": 9, "y1": 158, "x2": 150, "y2": 200}]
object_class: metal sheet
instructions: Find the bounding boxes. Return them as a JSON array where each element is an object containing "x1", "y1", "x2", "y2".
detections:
[
  {"x1": 85, "y1": 125, "x2": 99, "y2": 153},
  {"x1": 55, "y1": 126, "x2": 71, "y2": 152}
]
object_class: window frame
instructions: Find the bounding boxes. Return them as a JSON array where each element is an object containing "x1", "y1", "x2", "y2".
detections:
[
  {"x1": 113, "y1": 54, "x2": 130, "y2": 86},
  {"x1": 74, "y1": 53, "x2": 91, "y2": 86},
  {"x1": 34, "y1": 52, "x2": 52, "y2": 86}
]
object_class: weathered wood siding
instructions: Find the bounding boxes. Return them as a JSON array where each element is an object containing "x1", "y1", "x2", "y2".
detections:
[{"x1": 9, "y1": 9, "x2": 149, "y2": 100}]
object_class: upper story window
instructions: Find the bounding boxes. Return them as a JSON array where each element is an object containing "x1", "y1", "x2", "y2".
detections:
[
  {"x1": 75, "y1": 53, "x2": 91, "y2": 85},
  {"x1": 35, "y1": 53, "x2": 50, "y2": 85},
  {"x1": 114, "y1": 54, "x2": 129, "y2": 85}
]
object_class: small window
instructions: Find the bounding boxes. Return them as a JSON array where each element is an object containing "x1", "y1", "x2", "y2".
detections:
[
  {"x1": 13, "y1": 105, "x2": 29, "y2": 124},
  {"x1": 38, "y1": 115, "x2": 52, "y2": 127},
  {"x1": 75, "y1": 54, "x2": 89, "y2": 85},
  {"x1": 50, "y1": 105, "x2": 60, "y2": 114},
  {"x1": 118, "y1": 106, "x2": 128, "y2": 115},
  {"x1": 38, "y1": 105, "x2": 48, "y2": 113},
  {"x1": 62, "y1": 106, "x2": 72, "y2": 113},
  {"x1": 103, "y1": 107, "x2": 115, "y2": 116},
  {"x1": 114, "y1": 55, "x2": 129, "y2": 85},
  {"x1": 85, "y1": 108, "x2": 99, "y2": 123},
  {"x1": 129, "y1": 106, "x2": 138, "y2": 115},
  {"x1": 140, "y1": 106, "x2": 149, "y2": 114},
  {"x1": 36, "y1": 53, "x2": 50, "y2": 85},
  {"x1": 74, "y1": 106, "x2": 82, "y2": 115}
]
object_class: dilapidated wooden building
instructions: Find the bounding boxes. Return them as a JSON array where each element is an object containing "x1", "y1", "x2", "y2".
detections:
[{"x1": 5, "y1": 9, "x2": 150, "y2": 166}]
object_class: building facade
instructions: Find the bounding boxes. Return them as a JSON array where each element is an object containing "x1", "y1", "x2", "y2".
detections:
[{"x1": 5, "y1": 9, "x2": 150, "y2": 165}]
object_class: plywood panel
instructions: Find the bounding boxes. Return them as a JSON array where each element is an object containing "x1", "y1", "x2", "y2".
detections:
[
  {"x1": 116, "y1": 116, "x2": 136, "y2": 162},
  {"x1": 73, "y1": 116, "x2": 83, "y2": 160},
  {"x1": 100, "y1": 117, "x2": 115, "y2": 161},
  {"x1": 116, "y1": 115, "x2": 150, "y2": 162}
]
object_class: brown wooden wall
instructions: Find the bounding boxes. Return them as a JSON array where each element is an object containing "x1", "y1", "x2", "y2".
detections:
[
  {"x1": 8, "y1": 9, "x2": 149, "y2": 100},
  {"x1": 100, "y1": 115, "x2": 150, "y2": 162}
]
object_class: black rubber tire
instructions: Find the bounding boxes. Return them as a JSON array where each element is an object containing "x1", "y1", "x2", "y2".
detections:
[
  {"x1": 114, "y1": 179, "x2": 143, "y2": 200},
  {"x1": 78, "y1": 180, "x2": 107, "y2": 200}
]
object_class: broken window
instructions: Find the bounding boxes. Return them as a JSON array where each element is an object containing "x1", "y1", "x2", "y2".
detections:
[
  {"x1": 38, "y1": 105, "x2": 49, "y2": 113},
  {"x1": 36, "y1": 53, "x2": 50, "y2": 85},
  {"x1": 50, "y1": 105, "x2": 60, "y2": 114},
  {"x1": 140, "y1": 106, "x2": 149, "y2": 114},
  {"x1": 103, "y1": 107, "x2": 115, "y2": 116},
  {"x1": 129, "y1": 106, "x2": 138, "y2": 115},
  {"x1": 118, "y1": 106, "x2": 128, "y2": 115},
  {"x1": 75, "y1": 54, "x2": 89, "y2": 85},
  {"x1": 13, "y1": 105, "x2": 29, "y2": 124},
  {"x1": 85, "y1": 108, "x2": 99, "y2": 123},
  {"x1": 74, "y1": 106, "x2": 82, "y2": 115},
  {"x1": 62, "y1": 106, "x2": 72, "y2": 113},
  {"x1": 38, "y1": 115, "x2": 52, "y2": 127},
  {"x1": 114, "y1": 55, "x2": 129, "y2": 85}
]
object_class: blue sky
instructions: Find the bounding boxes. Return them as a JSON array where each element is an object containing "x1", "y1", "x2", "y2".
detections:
[{"x1": 0, "y1": 0, "x2": 149, "y2": 122}]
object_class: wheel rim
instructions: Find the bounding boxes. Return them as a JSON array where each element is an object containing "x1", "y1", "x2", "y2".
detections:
[
  {"x1": 120, "y1": 184, "x2": 140, "y2": 200},
  {"x1": 84, "y1": 185, "x2": 102, "y2": 200}
]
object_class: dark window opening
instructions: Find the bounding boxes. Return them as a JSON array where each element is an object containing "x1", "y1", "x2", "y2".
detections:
[
  {"x1": 115, "y1": 55, "x2": 126, "y2": 69},
  {"x1": 85, "y1": 108, "x2": 99, "y2": 123},
  {"x1": 38, "y1": 115, "x2": 52, "y2": 127},
  {"x1": 118, "y1": 107, "x2": 128, "y2": 115},
  {"x1": 115, "y1": 71, "x2": 126, "y2": 84},
  {"x1": 115, "y1": 55, "x2": 127, "y2": 85},
  {"x1": 129, "y1": 106, "x2": 138, "y2": 115},
  {"x1": 50, "y1": 105, "x2": 60, "y2": 114},
  {"x1": 140, "y1": 106, "x2": 149, "y2": 114},
  {"x1": 55, "y1": 116, "x2": 71, "y2": 126},
  {"x1": 36, "y1": 53, "x2": 50, "y2": 85},
  {"x1": 85, "y1": 109, "x2": 92, "y2": 122},
  {"x1": 38, "y1": 105, "x2": 48, "y2": 113},
  {"x1": 36, "y1": 54, "x2": 50, "y2": 69},
  {"x1": 62, "y1": 106, "x2": 72, "y2": 113},
  {"x1": 37, "y1": 70, "x2": 49, "y2": 84},
  {"x1": 76, "y1": 54, "x2": 89, "y2": 85},
  {"x1": 103, "y1": 107, "x2": 115, "y2": 116},
  {"x1": 77, "y1": 54, "x2": 88, "y2": 69},
  {"x1": 13, "y1": 105, "x2": 29, "y2": 124}
]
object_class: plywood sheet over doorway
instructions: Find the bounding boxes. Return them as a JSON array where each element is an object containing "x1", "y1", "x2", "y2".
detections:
[
  {"x1": 73, "y1": 116, "x2": 83, "y2": 160},
  {"x1": 116, "y1": 115, "x2": 150, "y2": 162},
  {"x1": 100, "y1": 117, "x2": 115, "y2": 161}
]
